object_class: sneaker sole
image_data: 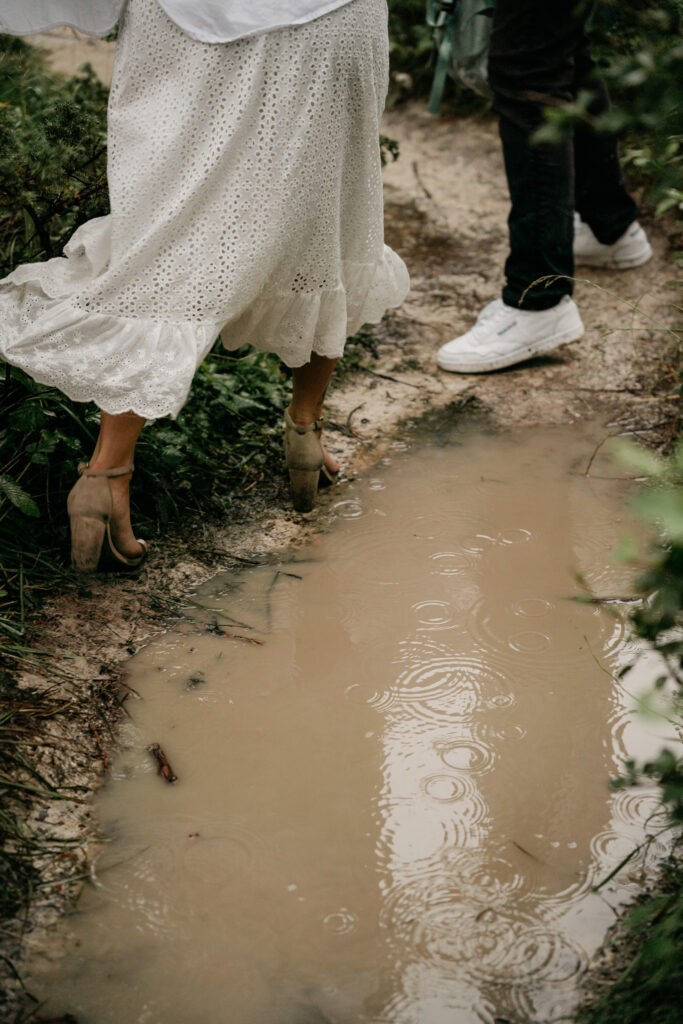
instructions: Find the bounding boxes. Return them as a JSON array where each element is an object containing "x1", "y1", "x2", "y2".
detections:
[
  {"x1": 437, "y1": 323, "x2": 585, "y2": 374},
  {"x1": 574, "y1": 243, "x2": 653, "y2": 270}
]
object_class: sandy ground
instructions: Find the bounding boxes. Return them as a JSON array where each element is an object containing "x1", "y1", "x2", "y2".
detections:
[
  {"x1": 2, "y1": 28, "x2": 682, "y2": 1018},
  {"x1": 28, "y1": 26, "x2": 117, "y2": 83}
]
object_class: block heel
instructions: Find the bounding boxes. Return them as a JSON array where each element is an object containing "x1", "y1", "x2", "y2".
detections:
[
  {"x1": 69, "y1": 512, "x2": 108, "y2": 572},
  {"x1": 288, "y1": 467, "x2": 321, "y2": 513}
]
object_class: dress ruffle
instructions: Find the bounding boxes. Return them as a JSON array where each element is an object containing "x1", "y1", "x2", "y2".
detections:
[
  {"x1": 0, "y1": 216, "x2": 408, "y2": 419},
  {"x1": 221, "y1": 245, "x2": 410, "y2": 368},
  {"x1": 0, "y1": 219, "x2": 217, "y2": 419}
]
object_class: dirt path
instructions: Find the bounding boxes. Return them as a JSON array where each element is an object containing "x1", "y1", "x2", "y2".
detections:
[
  {"x1": 2, "y1": 32, "x2": 681, "y2": 1018},
  {"x1": 29, "y1": 27, "x2": 116, "y2": 83}
]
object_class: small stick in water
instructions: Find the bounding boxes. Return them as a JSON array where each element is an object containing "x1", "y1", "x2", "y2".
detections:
[
  {"x1": 222, "y1": 631, "x2": 264, "y2": 645},
  {"x1": 148, "y1": 743, "x2": 178, "y2": 783},
  {"x1": 207, "y1": 621, "x2": 264, "y2": 644}
]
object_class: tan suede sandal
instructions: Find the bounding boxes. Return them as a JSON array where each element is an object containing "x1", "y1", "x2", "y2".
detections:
[
  {"x1": 283, "y1": 409, "x2": 338, "y2": 512},
  {"x1": 67, "y1": 464, "x2": 148, "y2": 572}
]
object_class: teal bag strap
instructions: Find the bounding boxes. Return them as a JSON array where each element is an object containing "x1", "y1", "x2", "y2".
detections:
[
  {"x1": 427, "y1": 0, "x2": 495, "y2": 114},
  {"x1": 427, "y1": 1, "x2": 457, "y2": 116}
]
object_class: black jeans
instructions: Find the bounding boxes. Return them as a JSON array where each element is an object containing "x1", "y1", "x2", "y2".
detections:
[{"x1": 488, "y1": 0, "x2": 639, "y2": 310}]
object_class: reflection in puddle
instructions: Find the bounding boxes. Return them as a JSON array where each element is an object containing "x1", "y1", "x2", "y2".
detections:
[{"x1": 26, "y1": 424, "x2": 673, "y2": 1023}]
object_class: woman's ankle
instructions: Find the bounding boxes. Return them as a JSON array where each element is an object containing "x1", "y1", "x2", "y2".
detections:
[{"x1": 286, "y1": 402, "x2": 322, "y2": 427}]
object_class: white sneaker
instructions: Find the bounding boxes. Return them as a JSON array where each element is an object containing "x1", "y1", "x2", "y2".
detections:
[
  {"x1": 573, "y1": 214, "x2": 652, "y2": 269},
  {"x1": 437, "y1": 295, "x2": 585, "y2": 373}
]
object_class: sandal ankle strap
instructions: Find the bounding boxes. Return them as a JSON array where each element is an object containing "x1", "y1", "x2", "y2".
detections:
[
  {"x1": 78, "y1": 463, "x2": 135, "y2": 478},
  {"x1": 284, "y1": 409, "x2": 323, "y2": 433}
]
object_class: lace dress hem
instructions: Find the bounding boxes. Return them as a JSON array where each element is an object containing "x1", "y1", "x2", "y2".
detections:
[{"x1": 0, "y1": 217, "x2": 408, "y2": 419}]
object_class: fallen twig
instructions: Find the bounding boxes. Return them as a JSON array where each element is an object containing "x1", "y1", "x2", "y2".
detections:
[
  {"x1": 199, "y1": 608, "x2": 257, "y2": 635},
  {"x1": 584, "y1": 432, "x2": 617, "y2": 476},
  {"x1": 241, "y1": 471, "x2": 264, "y2": 496},
  {"x1": 148, "y1": 743, "x2": 177, "y2": 783},
  {"x1": 412, "y1": 159, "x2": 433, "y2": 200},
  {"x1": 411, "y1": 160, "x2": 450, "y2": 223},
  {"x1": 215, "y1": 630, "x2": 263, "y2": 645},
  {"x1": 511, "y1": 840, "x2": 542, "y2": 862},
  {"x1": 205, "y1": 614, "x2": 264, "y2": 638},
  {"x1": 360, "y1": 367, "x2": 421, "y2": 389},
  {"x1": 91, "y1": 727, "x2": 109, "y2": 771},
  {"x1": 346, "y1": 403, "x2": 366, "y2": 438}
]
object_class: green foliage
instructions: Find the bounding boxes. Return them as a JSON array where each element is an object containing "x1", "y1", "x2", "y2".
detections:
[
  {"x1": 580, "y1": 436, "x2": 683, "y2": 1022},
  {"x1": 379, "y1": 133, "x2": 400, "y2": 166},
  {"x1": 0, "y1": 476, "x2": 39, "y2": 518},
  {"x1": 612, "y1": 437, "x2": 683, "y2": 803},
  {"x1": 387, "y1": 0, "x2": 436, "y2": 102},
  {"x1": 616, "y1": 436, "x2": 683, "y2": 648},
  {"x1": 537, "y1": 1, "x2": 683, "y2": 214},
  {"x1": 0, "y1": 36, "x2": 110, "y2": 275},
  {"x1": 578, "y1": 859, "x2": 683, "y2": 1024}
]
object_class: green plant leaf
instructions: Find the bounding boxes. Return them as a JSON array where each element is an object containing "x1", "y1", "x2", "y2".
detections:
[
  {"x1": 615, "y1": 533, "x2": 638, "y2": 564},
  {"x1": 610, "y1": 438, "x2": 666, "y2": 478},
  {"x1": 0, "y1": 475, "x2": 40, "y2": 518},
  {"x1": 633, "y1": 488, "x2": 683, "y2": 542}
]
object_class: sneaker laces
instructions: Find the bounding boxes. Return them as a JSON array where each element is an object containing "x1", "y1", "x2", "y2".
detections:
[{"x1": 471, "y1": 299, "x2": 508, "y2": 336}]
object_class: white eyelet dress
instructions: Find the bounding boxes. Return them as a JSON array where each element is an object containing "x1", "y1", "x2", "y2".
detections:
[{"x1": 0, "y1": 0, "x2": 409, "y2": 419}]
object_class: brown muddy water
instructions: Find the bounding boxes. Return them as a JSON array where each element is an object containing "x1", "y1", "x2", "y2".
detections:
[{"x1": 26, "y1": 423, "x2": 673, "y2": 1024}]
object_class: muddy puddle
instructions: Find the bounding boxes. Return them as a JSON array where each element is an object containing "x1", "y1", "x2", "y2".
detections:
[{"x1": 26, "y1": 422, "x2": 673, "y2": 1024}]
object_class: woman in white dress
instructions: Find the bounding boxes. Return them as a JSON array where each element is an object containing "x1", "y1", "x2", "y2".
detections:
[{"x1": 0, "y1": 0, "x2": 409, "y2": 569}]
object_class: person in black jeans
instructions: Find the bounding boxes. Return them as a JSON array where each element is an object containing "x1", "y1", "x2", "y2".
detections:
[{"x1": 437, "y1": 0, "x2": 651, "y2": 374}]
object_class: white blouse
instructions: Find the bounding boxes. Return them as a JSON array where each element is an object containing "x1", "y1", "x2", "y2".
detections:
[{"x1": 0, "y1": 0, "x2": 356, "y2": 42}]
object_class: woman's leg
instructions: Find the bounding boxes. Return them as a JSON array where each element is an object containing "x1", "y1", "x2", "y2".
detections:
[
  {"x1": 88, "y1": 411, "x2": 146, "y2": 557},
  {"x1": 289, "y1": 353, "x2": 339, "y2": 474}
]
